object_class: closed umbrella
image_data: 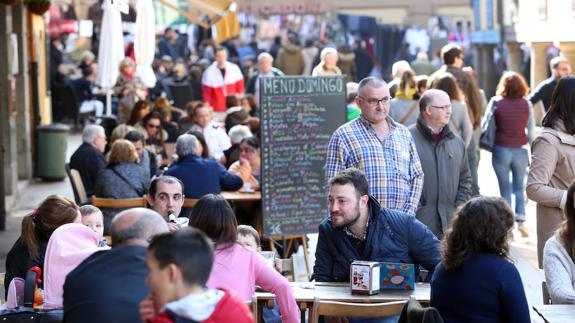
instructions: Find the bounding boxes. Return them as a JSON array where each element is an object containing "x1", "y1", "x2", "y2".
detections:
[
  {"x1": 134, "y1": 0, "x2": 157, "y2": 88},
  {"x1": 95, "y1": 0, "x2": 124, "y2": 115}
]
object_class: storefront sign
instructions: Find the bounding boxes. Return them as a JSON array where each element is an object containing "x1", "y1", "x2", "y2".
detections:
[{"x1": 239, "y1": 2, "x2": 327, "y2": 15}]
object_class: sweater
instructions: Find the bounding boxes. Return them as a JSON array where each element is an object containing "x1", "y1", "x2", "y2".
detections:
[
  {"x1": 543, "y1": 235, "x2": 575, "y2": 304},
  {"x1": 493, "y1": 97, "x2": 534, "y2": 148},
  {"x1": 206, "y1": 243, "x2": 299, "y2": 323},
  {"x1": 431, "y1": 254, "x2": 530, "y2": 323}
]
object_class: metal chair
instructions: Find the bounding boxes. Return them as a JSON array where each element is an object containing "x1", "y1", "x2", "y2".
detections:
[
  {"x1": 310, "y1": 298, "x2": 406, "y2": 323},
  {"x1": 542, "y1": 280, "x2": 551, "y2": 304}
]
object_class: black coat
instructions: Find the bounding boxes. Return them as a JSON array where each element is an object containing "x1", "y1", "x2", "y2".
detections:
[
  {"x1": 69, "y1": 143, "x2": 107, "y2": 197},
  {"x1": 63, "y1": 247, "x2": 149, "y2": 323}
]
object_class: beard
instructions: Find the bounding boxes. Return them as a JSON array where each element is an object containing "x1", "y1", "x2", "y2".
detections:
[{"x1": 331, "y1": 202, "x2": 361, "y2": 229}]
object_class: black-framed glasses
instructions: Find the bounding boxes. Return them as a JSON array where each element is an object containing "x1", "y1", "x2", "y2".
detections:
[
  {"x1": 359, "y1": 96, "x2": 391, "y2": 106},
  {"x1": 430, "y1": 105, "x2": 452, "y2": 110}
]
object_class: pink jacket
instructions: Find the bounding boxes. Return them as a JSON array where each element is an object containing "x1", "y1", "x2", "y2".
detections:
[
  {"x1": 43, "y1": 223, "x2": 105, "y2": 309},
  {"x1": 207, "y1": 243, "x2": 299, "y2": 323}
]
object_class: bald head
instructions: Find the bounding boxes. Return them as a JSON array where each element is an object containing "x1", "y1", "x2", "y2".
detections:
[
  {"x1": 111, "y1": 208, "x2": 169, "y2": 247},
  {"x1": 418, "y1": 89, "x2": 452, "y2": 131},
  {"x1": 419, "y1": 89, "x2": 450, "y2": 112}
]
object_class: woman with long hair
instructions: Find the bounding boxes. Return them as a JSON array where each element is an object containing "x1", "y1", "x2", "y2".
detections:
[
  {"x1": 188, "y1": 194, "x2": 299, "y2": 323},
  {"x1": 544, "y1": 180, "x2": 575, "y2": 303},
  {"x1": 489, "y1": 72, "x2": 534, "y2": 238},
  {"x1": 4, "y1": 195, "x2": 80, "y2": 295},
  {"x1": 431, "y1": 196, "x2": 530, "y2": 322},
  {"x1": 527, "y1": 76, "x2": 575, "y2": 268},
  {"x1": 127, "y1": 100, "x2": 152, "y2": 126}
]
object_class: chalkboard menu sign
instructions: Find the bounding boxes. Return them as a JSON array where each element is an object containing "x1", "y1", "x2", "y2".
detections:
[{"x1": 260, "y1": 76, "x2": 347, "y2": 236}]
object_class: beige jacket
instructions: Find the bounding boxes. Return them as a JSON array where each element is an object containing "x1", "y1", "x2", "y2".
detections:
[{"x1": 527, "y1": 121, "x2": 575, "y2": 267}]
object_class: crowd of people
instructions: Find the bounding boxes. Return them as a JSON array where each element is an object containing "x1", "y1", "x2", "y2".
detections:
[{"x1": 4, "y1": 27, "x2": 575, "y2": 322}]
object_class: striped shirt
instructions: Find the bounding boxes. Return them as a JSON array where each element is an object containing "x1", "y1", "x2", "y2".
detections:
[{"x1": 325, "y1": 117, "x2": 424, "y2": 215}]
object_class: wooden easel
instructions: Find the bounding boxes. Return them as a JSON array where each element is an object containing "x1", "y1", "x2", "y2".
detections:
[{"x1": 268, "y1": 234, "x2": 311, "y2": 280}]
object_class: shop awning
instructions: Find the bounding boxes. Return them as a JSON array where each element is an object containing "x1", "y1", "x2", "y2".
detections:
[{"x1": 155, "y1": 0, "x2": 240, "y2": 42}]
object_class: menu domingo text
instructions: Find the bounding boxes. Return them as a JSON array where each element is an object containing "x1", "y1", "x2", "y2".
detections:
[{"x1": 260, "y1": 76, "x2": 346, "y2": 236}]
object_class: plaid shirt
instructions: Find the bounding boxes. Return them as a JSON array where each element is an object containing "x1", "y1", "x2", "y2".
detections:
[{"x1": 325, "y1": 117, "x2": 424, "y2": 215}]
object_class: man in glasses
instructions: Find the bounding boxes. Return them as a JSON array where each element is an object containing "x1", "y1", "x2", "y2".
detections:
[
  {"x1": 409, "y1": 89, "x2": 472, "y2": 239},
  {"x1": 326, "y1": 77, "x2": 424, "y2": 215}
]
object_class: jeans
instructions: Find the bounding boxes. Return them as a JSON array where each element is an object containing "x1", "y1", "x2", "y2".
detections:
[{"x1": 491, "y1": 145, "x2": 529, "y2": 222}]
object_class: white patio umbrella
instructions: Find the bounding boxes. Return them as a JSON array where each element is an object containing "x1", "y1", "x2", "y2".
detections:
[
  {"x1": 95, "y1": 0, "x2": 124, "y2": 116},
  {"x1": 134, "y1": 0, "x2": 157, "y2": 88}
]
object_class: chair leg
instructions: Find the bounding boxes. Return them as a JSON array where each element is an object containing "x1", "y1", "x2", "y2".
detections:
[{"x1": 301, "y1": 235, "x2": 311, "y2": 279}]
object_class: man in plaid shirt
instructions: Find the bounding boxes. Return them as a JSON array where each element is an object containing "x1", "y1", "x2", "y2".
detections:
[{"x1": 325, "y1": 77, "x2": 424, "y2": 215}]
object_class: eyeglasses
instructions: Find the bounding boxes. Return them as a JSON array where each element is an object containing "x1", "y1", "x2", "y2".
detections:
[
  {"x1": 430, "y1": 105, "x2": 452, "y2": 111},
  {"x1": 359, "y1": 96, "x2": 391, "y2": 106},
  {"x1": 147, "y1": 124, "x2": 161, "y2": 129}
]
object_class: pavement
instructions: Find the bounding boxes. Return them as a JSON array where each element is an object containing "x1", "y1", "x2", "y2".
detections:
[{"x1": 0, "y1": 131, "x2": 546, "y2": 321}]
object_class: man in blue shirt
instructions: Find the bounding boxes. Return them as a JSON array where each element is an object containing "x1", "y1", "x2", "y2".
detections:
[
  {"x1": 164, "y1": 134, "x2": 243, "y2": 199},
  {"x1": 313, "y1": 168, "x2": 440, "y2": 283}
]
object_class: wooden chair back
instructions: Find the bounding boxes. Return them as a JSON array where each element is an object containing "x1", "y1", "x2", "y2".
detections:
[
  {"x1": 310, "y1": 298, "x2": 406, "y2": 323},
  {"x1": 183, "y1": 198, "x2": 198, "y2": 207},
  {"x1": 91, "y1": 196, "x2": 147, "y2": 208},
  {"x1": 66, "y1": 163, "x2": 88, "y2": 205}
]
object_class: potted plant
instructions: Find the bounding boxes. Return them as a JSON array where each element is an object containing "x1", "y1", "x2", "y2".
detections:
[{"x1": 25, "y1": 0, "x2": 50, "y2": 15}]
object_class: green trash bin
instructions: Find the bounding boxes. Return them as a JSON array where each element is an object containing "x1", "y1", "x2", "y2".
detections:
[{"x1": 37, "y1": 123, "x2": 70, "y2": 181}]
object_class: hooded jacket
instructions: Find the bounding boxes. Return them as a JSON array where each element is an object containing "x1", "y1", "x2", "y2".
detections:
[{"x1": 275, "y1": 44, "x2": 305, "y2": 76}]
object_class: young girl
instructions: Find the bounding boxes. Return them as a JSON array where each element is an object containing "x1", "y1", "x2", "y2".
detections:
[{"x1": 79, "y1": 205, "x2": 107, "y2": 247}]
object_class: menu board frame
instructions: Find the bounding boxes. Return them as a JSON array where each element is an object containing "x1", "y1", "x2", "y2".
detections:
[{"x1": 260, "y1": 75, "x2": 347, "y2": 237}]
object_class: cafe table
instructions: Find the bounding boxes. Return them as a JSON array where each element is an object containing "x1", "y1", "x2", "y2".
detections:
[
  {"x1": 533, "y1": 304, "x2": 575, "y2": 323},
  {"x1": 255, "y1": 282, "x2": 430, "y2": 323},
  {"x1": 220, "y1": 191, "x2": 262, "y2": 202}
]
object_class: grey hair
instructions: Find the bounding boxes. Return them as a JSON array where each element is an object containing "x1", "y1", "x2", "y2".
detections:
[
  {"x1": 228, "y1": 125, "x2": 252, "y2": 144},
  {"x1": 111, "y1": 208, "x2": 169, "y2": 247},
  {"x1": 82, "y1": 124, "x2": 105, "y2": 144},
  {"x1": 257, "y1": 52, "x2": 273, "y2": 63},
  {"x1": 175, "y1": 134, "x2": 198, "y2": 158},
  {"x1": 357, "y1": 77, "x2": 387, "y2": 96},
  {"x1": 320, "y1": 47, "x2": 338, "y2": 61}
]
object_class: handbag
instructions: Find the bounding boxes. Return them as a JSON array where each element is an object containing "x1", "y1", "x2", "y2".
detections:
[
  {"x1": 0, "y1": 268, "x2": 63, "y2": 323},
  {"x1": 479, "y1": 97, "x2": 499, "y2": 152}
]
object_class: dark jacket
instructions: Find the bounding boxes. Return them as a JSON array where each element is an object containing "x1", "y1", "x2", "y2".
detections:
[
  {"x1": 63, "y1": 247, "x2": 149, "y2": 323},
  {"x1": 94, "y1": 163, "x2": 150, "y2": 231},
  {"x1": 164, "y1": 154, "x2": 243, "y2": 199},
  {"x1": 4, "y1": 238, "x2": 47, "y2": 296},
  {"x1": 245, "y1": 68, "x2": 284, "y2": 95},
  {"x1": 409, "y1": 118, "x2": 472, "y2": 239},
  {"x1": 528, "y1": 76, "x2": 557, "y2": 112},
  {"x1": 69, "y1": 143, "x2": 107, "y2": 197},
  {"x1": 312, "y1": 196, "x2": 441, "y2": 282}
]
